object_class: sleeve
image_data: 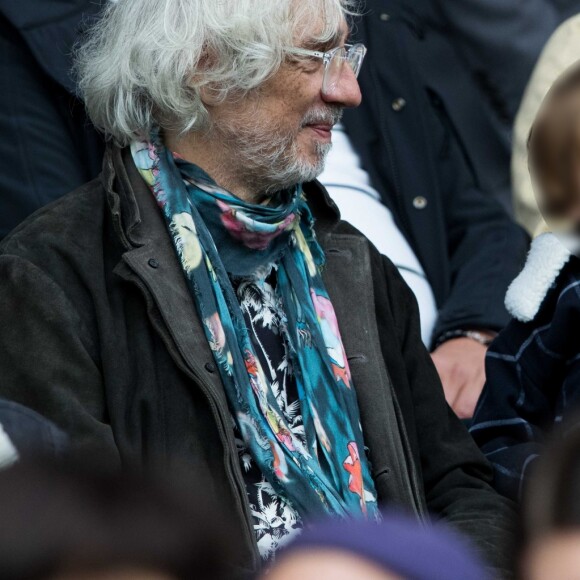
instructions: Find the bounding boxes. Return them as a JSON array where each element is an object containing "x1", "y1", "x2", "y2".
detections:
[
  {"x1": 469, "y1": 344, "x2": 546, "y2": 503},
  {"x1": 375, "y1": 252, "x2": 518, "y2": 576},
  {"x1": 0, "y1": 254, "x2": 120, "y2": 464},
  {"x1": 470, "y1": 276, "x2": 580, "y2": 501},
  {"x1": 428, "y1": 89, "x2": 529, "y2": 344}
]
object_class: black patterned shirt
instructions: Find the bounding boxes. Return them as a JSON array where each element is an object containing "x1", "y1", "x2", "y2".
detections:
[{"x1": 231, "y1": 268, "x2": 304, "y2": 560}]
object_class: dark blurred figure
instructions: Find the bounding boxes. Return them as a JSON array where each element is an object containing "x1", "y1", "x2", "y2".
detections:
[
  {"x1": 512, "y1": 15, "x2": 580, "y2": 236},
  {"x1": 0, "y1": 460, "x2": 238, "y2": 580},
  {"x1": 519, "y1": 425, "x2": 580, "y2": 579},
  {"x1": 0, "y1": 1, "x2": 106, "y2": 239},
  {"x1": 425, "y1": 0, "x2": 580, "y2": 126},
  {"x1": 0, "y1": 398, "x2": 69, "y2": 467},
  {"x1": 263, "y1": 510, "x2": 489, "y2": 580},
  {"x1": 418, "y1": 0, "x2": 580, "y2": 236}
]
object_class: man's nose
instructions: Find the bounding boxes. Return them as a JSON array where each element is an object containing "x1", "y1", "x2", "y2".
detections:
[{"x1": 322, "y1": 65, "x2": 362, "y2": 108}]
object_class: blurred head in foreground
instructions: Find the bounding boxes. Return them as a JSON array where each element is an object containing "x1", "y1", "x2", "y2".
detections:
[
  {"x1": 520, "y1": 425, "x2": 580, "y2": 580},
  {"x1": 263, "y1": 511, "x2": 489, "y2": 580},
  {"x1": 0, "y1": 460, "x2": 236, "y2": 580},
  {"x1": 528, "y1": 60, "x2": 580, "y2": 242}
]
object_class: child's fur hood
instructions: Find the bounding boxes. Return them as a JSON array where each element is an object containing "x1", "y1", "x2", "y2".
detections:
[{"x1": 505, "y1": 232, "x2": 576, "y2": 322}]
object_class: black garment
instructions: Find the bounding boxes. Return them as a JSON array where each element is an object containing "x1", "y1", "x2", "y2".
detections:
[
  {"x1": 0, "y1": 145, "x2": 517, "y2": 575},
  {"x1": 0, "y1": 2, "x2": 105, "y2": 238},
  {"x1": 425, "y1": 0, "x2": 580, "y2": 124},
  {"x1": 233, "y1": 272, "x2": 303, "y2": 559},
  {"x1": 344, "y1": 2, "x2": 529, "y2": 345}
]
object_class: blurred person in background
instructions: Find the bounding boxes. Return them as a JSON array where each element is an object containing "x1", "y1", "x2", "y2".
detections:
[
  {"x1": 512, "y1": 16, "x2": 580, "y2": 236},
  {"x1": 0, "y1": 460, "x2": 236, "y2": 580},
  {"x1": 421, "y1": 0, "x2": 580, "y2": 238},
  {"x1": 319, "y1": 0, "x2": 529, "y2": 419},
  {"x1": 0, "y1": 0, "x2": 105, "y2": 239},
  {"x1": 519, "y1": 424, "x2": 580, "y2": 580},
  {"x1": 424, "y1": 0, "x2": 579, "y2": 128},
  {"x1": 0, "y1": 399, "x2": 69, "y2": 469},
  {"x1": 470, "y1": 62, "x2": 580, "y2": 501},
  {"x1": 0, "y1": 0, "x2": 516, "y2": 574},
  {"x1": 263, "y1": 510, "x2": 490, "y2": 580}
]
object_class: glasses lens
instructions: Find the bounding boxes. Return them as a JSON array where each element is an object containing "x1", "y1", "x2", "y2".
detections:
[
  {"x1": 346, "y1": 44, "x2": 366, "y2": 78},
  {"x1": 322, "y1": 46, "x2": 346, "y2": 94},
  {"x1": 322, "y1": 45, "x2": 367, "y2": 94}
]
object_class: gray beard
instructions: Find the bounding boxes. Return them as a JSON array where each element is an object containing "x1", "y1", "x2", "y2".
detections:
[
  {"x1": 254, "y1": 138, "x2": 332, "y2": 195},
  {"x1": 212, "y1": 107, "x2": 341, "y2": 197}
]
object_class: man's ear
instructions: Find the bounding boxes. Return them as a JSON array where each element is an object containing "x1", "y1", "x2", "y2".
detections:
[
  {"x1": 194, "y1": 48, "x2": 223, "y2": 107},
  {"x1": 198, "y1": 83, "x2": 223, "y2": 107}
]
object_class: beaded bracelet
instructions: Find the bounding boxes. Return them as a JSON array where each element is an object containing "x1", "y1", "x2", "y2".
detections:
[{"x1": 434, "y1": 329, "x2": 494, "y2": 350}]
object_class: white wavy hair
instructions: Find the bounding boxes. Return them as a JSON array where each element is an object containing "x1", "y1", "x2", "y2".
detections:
[{"x1": 76, "y1": 0, "x2": 356, "y2": 145}]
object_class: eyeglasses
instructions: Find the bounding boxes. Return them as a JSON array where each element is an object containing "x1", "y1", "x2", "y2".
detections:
[{"x1": 285, "y1": 43, "x2": 367, "y2": 95}]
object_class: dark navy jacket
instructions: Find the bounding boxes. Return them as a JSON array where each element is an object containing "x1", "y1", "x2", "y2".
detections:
[
  {"x1": 471, "y1": 235, "x2": 580, "y2": 501},
  {"x1": 426, "y1": 0, "x2": 580, "y2": 124},
  {"x1": 0, "y1": 0, "x2": 105, "y2": 94},
  {"x1": 344, "y1": 1, "x2": 529, "y2": 345},
  {"x1": 0, "y1": 1, "x2": 105, "y2": 238}
]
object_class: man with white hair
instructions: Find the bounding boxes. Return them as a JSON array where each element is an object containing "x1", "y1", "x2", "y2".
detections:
[{"x1": 0, "y1": 0, "x2": 514, "y2": 573}]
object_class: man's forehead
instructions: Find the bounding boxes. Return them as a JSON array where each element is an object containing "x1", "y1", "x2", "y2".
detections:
[{"x1": 333, "y1": 21, "x2": 350, "y2": 43}]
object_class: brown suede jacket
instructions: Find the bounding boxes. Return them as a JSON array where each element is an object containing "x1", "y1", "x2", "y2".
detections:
[{"x1": 0, "y1": 145, "x2": 516, "y2": 575}]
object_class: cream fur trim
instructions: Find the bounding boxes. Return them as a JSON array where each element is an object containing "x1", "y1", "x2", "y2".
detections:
[{"x1": 505, "y1": 233, "x2": 572, "y2": 322}]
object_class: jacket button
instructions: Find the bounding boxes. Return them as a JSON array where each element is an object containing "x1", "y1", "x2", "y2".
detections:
[
  {"x1": 413, "y1": 196, "x2": 428, "y2": 209},
  {"x1": 379, "y1": 12, "x2": 390, "y2": 21},
  {"x1": 205, "y1": 362, "x2": 217, "y2": 373},
  {"x1": 148, "y1": 258, "x2": 160, "y2": 268},
  {"x1": 392, "y1": 97, "x2": 406, "y2": 112}
]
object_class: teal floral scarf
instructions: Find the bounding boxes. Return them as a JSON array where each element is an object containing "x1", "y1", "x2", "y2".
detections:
[{"x1": 131, "y1": 133, "x2": 379, "y2": 521}]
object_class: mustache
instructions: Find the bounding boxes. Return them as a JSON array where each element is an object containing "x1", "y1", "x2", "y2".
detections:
[{"x1": 301, "y1": 107, "x2": 343, "y2": 127}]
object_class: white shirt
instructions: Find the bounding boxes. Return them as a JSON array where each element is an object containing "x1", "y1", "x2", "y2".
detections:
[{"x1": 319, "y1": 124, "x2": 438, "y2": 346}]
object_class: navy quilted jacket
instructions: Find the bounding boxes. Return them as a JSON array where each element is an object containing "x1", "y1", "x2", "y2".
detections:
[{"x1": 471, "y1": 234, "x2": 580, "y2": 501}]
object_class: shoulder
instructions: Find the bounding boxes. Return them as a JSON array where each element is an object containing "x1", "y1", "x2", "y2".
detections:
[
  {"x1": 0, "y1": 177, "x2": 114, "y2": 318},
  {"x1": 0, "y1": 178, "x2": 108, "y2": 262}
]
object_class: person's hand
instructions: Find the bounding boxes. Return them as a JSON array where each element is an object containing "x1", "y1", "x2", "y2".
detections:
[{"x1": 431, "y1": 336, "x2": 491, "y2": 419}]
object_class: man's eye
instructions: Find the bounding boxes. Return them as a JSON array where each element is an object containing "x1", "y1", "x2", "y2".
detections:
[{"x1": 299, "y1": 58, "x2": 321, "y2": 72}]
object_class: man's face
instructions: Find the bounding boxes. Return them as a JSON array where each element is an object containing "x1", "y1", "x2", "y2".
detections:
[{"x1": 205, "y1": 18, "x2": 362, "y2": 196}]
